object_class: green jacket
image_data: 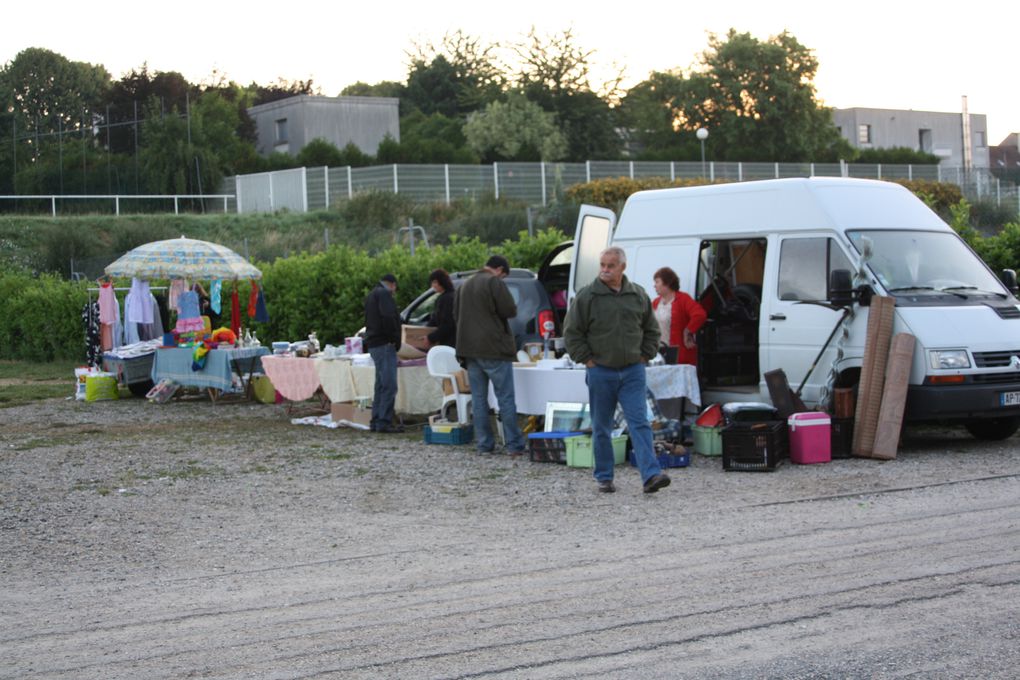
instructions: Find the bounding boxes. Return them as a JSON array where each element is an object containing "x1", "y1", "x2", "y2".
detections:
[
  {"x1": 453, "y1": 270, "x2": 518, "y2": 361},
  {"x1": 564, "y1": 275, "x2": 660, "y2": 368}
]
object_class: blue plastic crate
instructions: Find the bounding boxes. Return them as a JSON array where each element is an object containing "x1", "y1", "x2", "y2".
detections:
[
  {"x1": 628, "y1": 449, "x2": 690, "y2": 468},
  {"x1": 424, "y1": 424, "x2": 474, "y2": 445}
]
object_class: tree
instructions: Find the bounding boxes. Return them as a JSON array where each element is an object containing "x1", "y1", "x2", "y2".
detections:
[
  {"x1": 297, "y1": 138, "x2": 346, "y2": 167},
  {"x1": 463, "y1": 93, "x2": 567, "y2": 162},
  {"x1": 2, "y1": 48, "x2": 110, "y2": 136},
  {"x1": 405, "y1": 30, "x2": 504, "y2": 117},
  {"x1": 249, "y1": 77, "x2": 318, "y2": 106},
  {"x1": 513, "y1": 28, "x2": 622, "y2": 160},
  {"x1": 103, "y1": 65, "x2": 193, "y2": 154},
  {"x1": 621, "y1": 31, "x2": 851, "y2": 162},
  {"x1": 0, "y1": 48, "x2": 111, "y2": 192},
  {"x1": 340, "y1": 80, "x2": 405, "y2": 99}
]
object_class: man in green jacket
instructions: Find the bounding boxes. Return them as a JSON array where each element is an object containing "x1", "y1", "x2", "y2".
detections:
[
  {"x1": 564, "y1": 246, "x2": 671, "y2": 494},
  {"x1": 454, "y1": 255, "x2": 526, "y2": 456}
]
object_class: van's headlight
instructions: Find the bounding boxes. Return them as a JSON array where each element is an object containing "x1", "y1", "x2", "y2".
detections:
[{"x1": 929, "y1": 350, "x2": 970, "y2": 369}]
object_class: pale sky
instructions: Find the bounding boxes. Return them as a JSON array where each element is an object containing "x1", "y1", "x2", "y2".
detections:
[{"x1": 4, "y1": 0, "x2": 1017, "y2": 143}]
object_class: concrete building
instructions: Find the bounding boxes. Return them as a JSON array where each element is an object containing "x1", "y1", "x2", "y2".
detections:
[
  {"x1": 832, "y1": 107, "x2": 989, "y2": 168},
  {"x1": 247, "y1": 95, "x2": 399, "y2": 157},
  {"x1": 990, "y1": 133, "x2": 1020, "y2": 182}
]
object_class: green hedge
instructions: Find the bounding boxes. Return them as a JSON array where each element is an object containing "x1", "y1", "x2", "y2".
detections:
[{"x1": 0, "y1": 228, "x2": 567, "y2": 361}]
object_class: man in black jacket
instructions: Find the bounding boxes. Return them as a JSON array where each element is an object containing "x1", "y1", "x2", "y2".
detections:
[{"x1": 364, "y1": 274, "x2": 403, "y2": 433}]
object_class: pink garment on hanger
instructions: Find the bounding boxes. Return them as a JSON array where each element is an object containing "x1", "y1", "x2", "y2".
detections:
[
  {"x1": 98, "y1": 283, "x2": 117, "y2": 324},
  {"x1": 168, "y1": 279, "x2": 188, "y2": 312}
]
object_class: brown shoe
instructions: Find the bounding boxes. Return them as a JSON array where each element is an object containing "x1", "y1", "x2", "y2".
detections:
[
  {"x1": 643, "y1": 473, "x2": 671, "y2": 494},
  {"x1": 597, "y1": 480, "x2": 616, "y2": 493}
]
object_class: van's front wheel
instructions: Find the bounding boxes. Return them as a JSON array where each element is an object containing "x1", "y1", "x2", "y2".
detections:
[{"x1": 964, "y1": 417, "x2": 1020, "y2": 441}]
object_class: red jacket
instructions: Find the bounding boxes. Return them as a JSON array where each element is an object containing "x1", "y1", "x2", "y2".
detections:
[{"x1": 652, "y1": 292, "x2": 707, "y2": 365}]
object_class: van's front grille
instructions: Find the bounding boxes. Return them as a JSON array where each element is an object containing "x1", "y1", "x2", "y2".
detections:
[
  {"x1": 973, "y1": 350, "x2": 1020, "y2": 368},
  {"x1": 971, "y1": 371, "x2": 1020, "y2": 384}
]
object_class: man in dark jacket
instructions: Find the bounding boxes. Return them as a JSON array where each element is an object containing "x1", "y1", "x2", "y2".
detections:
[
  {"x1": 454, "y1": 255, "x2": 526, "y2": 456},
  {"x1": 364, "y1": 274, "x2": 403, "y2": 433},
  {"x1": 564, "y1": 247, "x2": 671, "y2": 494}
]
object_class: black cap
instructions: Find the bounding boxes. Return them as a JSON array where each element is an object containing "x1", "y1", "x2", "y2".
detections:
[
  {"x1": 485, "y1": 255, "x2": 510, "y2": 275},
  {"x1": 380, "y1": 274, "x2": 397, "y2": 287}
]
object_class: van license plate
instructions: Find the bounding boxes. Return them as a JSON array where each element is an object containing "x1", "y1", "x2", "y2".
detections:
[{"x1": 1001, "y1": 391, "x2": 1020, "y2": 406}]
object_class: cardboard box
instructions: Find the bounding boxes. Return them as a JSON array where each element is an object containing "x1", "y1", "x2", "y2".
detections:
[
  {"x1": 401, "y1": 325, "x2": 431, "y2": 347},
  {"x1": 331, "y1": 401, "x2": 372, "y2": 427},
  {"x1": 441, "y1": 369, "x2": 471, "y2": 395}
]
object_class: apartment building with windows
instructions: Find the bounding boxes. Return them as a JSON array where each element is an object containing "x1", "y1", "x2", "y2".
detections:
[
  {"x1": 247, "y1": 95, "x2": 399, "y2": 157},
  {"x1": 832, "y1": 107, "x2": 989, "y2": 168}
]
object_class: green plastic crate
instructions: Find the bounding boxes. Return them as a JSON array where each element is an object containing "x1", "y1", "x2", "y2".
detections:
[
  {"x1": 565, "y1": 435, "x2": 628, "y2": 468},
  {"x1": 693, "y1": 424, "x2": 723, "y2": 456}
]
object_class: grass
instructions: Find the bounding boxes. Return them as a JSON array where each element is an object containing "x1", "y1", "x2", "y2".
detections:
[
  {"x1": 0, "y1": 359, "x2": 127, "y2": 407},
  {"x1": 0, "y1": 359, "x2": 80, "y2": 381}
]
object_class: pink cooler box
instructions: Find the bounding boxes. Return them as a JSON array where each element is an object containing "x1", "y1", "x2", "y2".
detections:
[{"x1": 788, "y1": 412, "x2": 831, "y2": 464}]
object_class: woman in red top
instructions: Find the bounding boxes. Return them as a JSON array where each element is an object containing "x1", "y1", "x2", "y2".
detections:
[{"x1": 651, "y1": 266, "x2": 707, "y2": 366}]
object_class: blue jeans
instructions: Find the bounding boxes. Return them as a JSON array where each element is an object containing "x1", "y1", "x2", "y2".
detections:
[
  {"x1": 466, "y1": 358, "x2": 525, "y2": 453},
  {"x1": 368, "y1": 344, "x2": 397, "y2": 430},
  {"x1": 587, "y1": 363, "x2": 662, "y2": 484}
]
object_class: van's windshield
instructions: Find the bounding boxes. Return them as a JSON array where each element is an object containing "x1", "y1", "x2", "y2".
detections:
[{"x1": 847, "y1": 230, "x2": 1008, "y2": 299}]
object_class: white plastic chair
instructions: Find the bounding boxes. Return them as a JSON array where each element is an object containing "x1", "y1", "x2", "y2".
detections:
[{"x1": 426, "y1": 346, "x2": 472, "y2": 424}]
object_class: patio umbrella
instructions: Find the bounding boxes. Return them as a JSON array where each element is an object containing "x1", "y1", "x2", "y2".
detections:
[{"x1": 104, "y1": 236, "x2": 261, "y2": 281}]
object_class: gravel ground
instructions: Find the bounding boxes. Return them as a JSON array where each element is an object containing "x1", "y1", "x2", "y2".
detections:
[{"x1": 2, "y1": 395, "x2": 1019, "y2": 679}]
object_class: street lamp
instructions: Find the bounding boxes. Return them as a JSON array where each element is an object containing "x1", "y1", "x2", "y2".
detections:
[{"x1": 696, "y1": 128, "x2": 709, "y2": 178}]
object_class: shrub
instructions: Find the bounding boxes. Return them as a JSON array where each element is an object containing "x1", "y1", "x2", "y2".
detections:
[
  {"x1": 565, "y1": 177, "x2": 711, "y2": 210},
  {"x1": 892, "y1": 180, "x2": 963, "y2": 216}
]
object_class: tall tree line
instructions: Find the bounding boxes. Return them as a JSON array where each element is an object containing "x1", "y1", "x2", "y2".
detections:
[{"x1": 0, "y1": 31, "x2": 937, "y2": 197}]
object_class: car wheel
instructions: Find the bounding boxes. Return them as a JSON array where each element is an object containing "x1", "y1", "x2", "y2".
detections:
[{"x1": 964, "y1": 417, "x2": 1020, "y2": 441}]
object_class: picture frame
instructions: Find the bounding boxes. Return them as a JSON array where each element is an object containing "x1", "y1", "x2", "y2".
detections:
[{"x1": 544, "y1": 401, "x2": 591, "y2": 432}]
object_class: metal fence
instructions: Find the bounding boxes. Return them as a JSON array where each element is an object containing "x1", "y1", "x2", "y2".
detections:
[
  {"x1": 227, "y1": 160, "x2": 1019, "y2": 215},
  {"x1": 2, "y1": 160, "x2": 1017, "y2": 216},
  {"x1": 0, "y1": 194, "x2": 234, "y2": 216}
]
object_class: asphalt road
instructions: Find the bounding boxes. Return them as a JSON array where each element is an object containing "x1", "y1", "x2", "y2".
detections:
[{"x1": 1, "y1": 398, "x2": 1018, "y2": 679}]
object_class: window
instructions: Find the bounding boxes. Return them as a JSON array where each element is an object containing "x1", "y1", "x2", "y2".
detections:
[
  {"x1": 778, "y1": 238, "x2": 852, "y2": 302},
  {"x1": 274, "y1": 118, "x2": 288, "y2": 143},
  {"x1": 975, "y1": 130, "x2": 986, "y2": 147},
  {"x1": 858, "y1": 124, "x2": 872, "y2": 145},
  {"x1": 919, "y1": 128, "x2": 932, "y2": 153}
]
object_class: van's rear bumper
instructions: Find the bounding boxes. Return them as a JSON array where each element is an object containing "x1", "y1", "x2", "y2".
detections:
[{"x1": 906, "y1": 382, "x2": 1020, "y2": 422}]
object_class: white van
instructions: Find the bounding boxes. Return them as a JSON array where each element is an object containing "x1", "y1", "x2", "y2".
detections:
[{"x1": 568, "y1": 177, "x2": 1020, "y2": 440}]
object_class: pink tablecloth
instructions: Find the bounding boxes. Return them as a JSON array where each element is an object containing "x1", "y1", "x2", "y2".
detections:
[{"x1": 260, "y1": 356, "x2": 322, "y2": 401}]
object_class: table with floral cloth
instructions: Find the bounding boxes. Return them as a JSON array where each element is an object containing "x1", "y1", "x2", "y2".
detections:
[
  {"x1": 491, "y1": 363, "x2": 702, "y2": 416},
  {"x1": 315, "y1": 358, "x2": 443, "y2": 415}
]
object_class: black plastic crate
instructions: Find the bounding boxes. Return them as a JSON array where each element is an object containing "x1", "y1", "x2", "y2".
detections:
[
  {"x1": 722, "y1": 420, "x2": 788, "y2": 471},
  {"x1": 527, "y1": 431, "x2": 583, "y2": 463},
  {"x1": 831, "y1": 417, "x2": 854, "y2": 459}
]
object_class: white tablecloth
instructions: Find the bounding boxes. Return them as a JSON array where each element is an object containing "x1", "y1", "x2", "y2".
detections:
[
  {"x1": 315, "y1": 359, "x2": 443, "y2": 415},
  {"x1": 490, "y1": 364, "x2": 701, "y2": 415}
]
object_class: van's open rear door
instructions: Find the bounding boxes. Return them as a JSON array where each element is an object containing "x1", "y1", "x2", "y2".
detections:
[{"x1": 569, "y1": 204, "x2": 616, "y2": 303}]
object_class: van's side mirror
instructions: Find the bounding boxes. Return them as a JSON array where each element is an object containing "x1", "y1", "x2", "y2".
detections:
[
  {"x1": 1000, "y1": 269, "x2": 1019, "y2": 294},
  {"x1": 829, "y1": 269, "x2": 854, "y2": 307}
]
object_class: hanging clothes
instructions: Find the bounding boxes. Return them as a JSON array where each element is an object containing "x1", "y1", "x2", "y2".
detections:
[
  {"x1": 210, "y1": 280, "x2": 222, "y2": 315},
  {"x1": 168, "y1": 279, "x2": 188, "y2": 312},
  {"x1": 81, "y1": 301, "x2": 102, "y2": 367},
  {"x1": 98, "y1": 282, "x2": 117, "y2": 324},
  {"x1": 230, "y1": 286, "x2": 241, "y2": 337},
  {"x1": 175, "y1": 289, "x2": 204, "y2": 333},
  {"x1": 99, "y1": 293, "x2": 123, "y2": 352},
  {"x1": 123, "y1": 293, "x2": 165, "y2": 344},
  {"x1": 254, "y1": 285, "x2": 270, "y2": 323},
  {"x1": 126, "y1": 278, "x2": 153, "y2": 324},
  {"x1": 247, "y1": 281, "x2": 258, "y2": 318}
]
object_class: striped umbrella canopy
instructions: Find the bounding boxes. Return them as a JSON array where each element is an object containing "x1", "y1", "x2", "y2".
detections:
[{"x1": 104, "y1": 236, "x2": 261, "y2": 281}]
